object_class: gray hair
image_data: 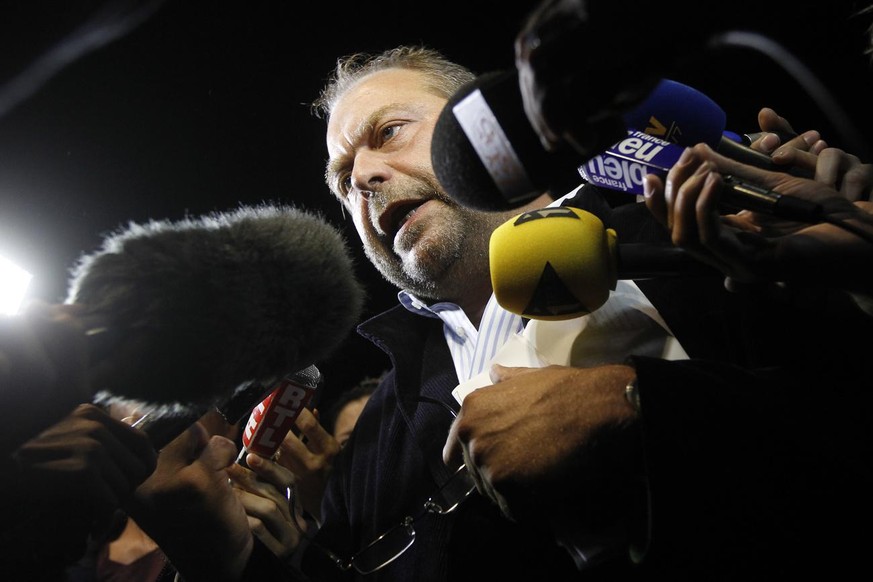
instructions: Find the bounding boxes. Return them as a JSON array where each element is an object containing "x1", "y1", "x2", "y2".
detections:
[{"x1": 311, "y1": 45, "x2": 476, "y2": 120}]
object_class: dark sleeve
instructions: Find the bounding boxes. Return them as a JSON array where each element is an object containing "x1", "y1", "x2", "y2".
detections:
[{"x1": 628, "y1": 355, "x2": 873, "y2": 578}]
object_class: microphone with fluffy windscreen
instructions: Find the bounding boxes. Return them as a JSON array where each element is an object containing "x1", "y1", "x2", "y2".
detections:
[{"x1": 65, "y1": 203, "x2": 364, "y2": 445}]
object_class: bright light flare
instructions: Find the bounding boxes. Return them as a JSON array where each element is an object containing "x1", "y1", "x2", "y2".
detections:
[{"x1": 0, "y1": 255, "x2": 33, "y2": 315}]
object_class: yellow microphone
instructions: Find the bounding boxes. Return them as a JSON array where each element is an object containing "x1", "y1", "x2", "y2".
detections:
[
  {"x1": 490, "y1": 206, "x2": 618, "y2": 320},
  {"x1": 490, "y1": 205, "x2": 718, "y2": 320}
]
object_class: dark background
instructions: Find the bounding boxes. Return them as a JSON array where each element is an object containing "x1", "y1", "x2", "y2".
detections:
[{"x1": 1, "y1": 0, "x2": 872, "y2": 406}]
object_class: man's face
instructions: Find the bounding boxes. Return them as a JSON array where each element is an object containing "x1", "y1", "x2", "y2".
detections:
[{"x1": 324, "y1": 68, "x2": 525, "y2": 303}]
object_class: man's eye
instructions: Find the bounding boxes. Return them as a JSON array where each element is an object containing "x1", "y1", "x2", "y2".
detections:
[
  {"x1": 340, "y1": 174, "x2": 353, "y2": 194},
  {"x1": 333, "y1": 172, "x2": 352, "y2": 198},
  {"x1": 379, "y1": 124, "x2": 401, "y2": 143}
]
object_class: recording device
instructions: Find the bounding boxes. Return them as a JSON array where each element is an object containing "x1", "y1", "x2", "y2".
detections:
[
  {"x1": 489, "y1": 205, "x2": 718, "y2": 320},
  {"x1": 431, "y1": 69, "x2": 582, "y2": 211},
  {"x1": 431, "y1": 70, "x2": 814, "y2": 217},
  {"x1": 236, "y1": 364, "x2": 321, "y2": 469},
  {"x1": 66, "y1": 203, "x2": 364, "y2": 448},
  {"x1": 622, "y1": 78, "x2": 801, "y2": 174},
  {"x1": 580, "y1": 130, "x2": 823, "y2": 222}
]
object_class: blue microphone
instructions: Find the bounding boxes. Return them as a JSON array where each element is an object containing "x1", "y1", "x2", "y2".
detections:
[
  {"x1": 579, "y1": 130, "x2": 822, "y2": 222},
  {"x1": 622, "y1": 79, "x2": 726, "y2": 148},
  {"x1": 622, "y1": 79, "x2": 807, "y2": 175}
]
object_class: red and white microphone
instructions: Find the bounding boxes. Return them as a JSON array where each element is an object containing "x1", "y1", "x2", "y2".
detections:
[{"x1": 237, "y1": 364, "x2": 321, "y2": 468}]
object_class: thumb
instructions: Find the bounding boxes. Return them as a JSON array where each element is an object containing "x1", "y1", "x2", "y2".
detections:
[
  {"x1": 442, "y1": 417, "x2": 464, "y2": 469},
  {"x1": 198, "y1": 435, "x2": 238, "y2": 472},
  {"x1": 489, "y1": 364, "x2": 540, "y2": 384}
]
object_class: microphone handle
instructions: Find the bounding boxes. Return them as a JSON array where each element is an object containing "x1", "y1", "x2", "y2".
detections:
[
  {"x1": 131, "y1": 378, "x2": 276, "y2": 451},
  {"x1": 716, "y1": 136, "x2": 813, "y2": 179},
  {"x1": 719, "y1": 175, "x2": 823, "y2": 223},
  {"x1": 616, "y1": 244, "x2": 720, "y2": 279}
]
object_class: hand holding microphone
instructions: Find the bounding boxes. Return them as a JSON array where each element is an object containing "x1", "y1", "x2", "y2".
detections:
[
  {"x1": 643, "y1": 143, "x2": 873, "y2": 295},
  {"x1": 236, "y1": 365, "x2": 321, "y2": 469},
  {"x1": 126, "y1": 415, "x2": 253, "y2": 582}
]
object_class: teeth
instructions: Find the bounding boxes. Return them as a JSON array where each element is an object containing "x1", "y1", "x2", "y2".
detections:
[{"x1": 397, "y1": 207, "x2": 417, "y2": 231}]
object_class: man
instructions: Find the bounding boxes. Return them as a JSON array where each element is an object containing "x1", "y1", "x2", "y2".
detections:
[
  {"x1": 133, "y1": 45, "x2": 873, "y2": 581},
  {"x1": 306, "y1": 45, "x2": 604, "y2": 580}
]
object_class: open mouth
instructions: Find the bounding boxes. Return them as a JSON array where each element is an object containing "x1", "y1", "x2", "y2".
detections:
[{"x1": 379, "y1": 199, "x2": 428, "y2": 239}]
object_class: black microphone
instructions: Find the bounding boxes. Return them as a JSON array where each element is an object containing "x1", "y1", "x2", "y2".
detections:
[
  {"x1": 433, "y1": 70, "x2": 822, "y2": 222},
  {"x1": 431, "y1": 70, "x2": 584, "y2": 212},
  {"x1": 66, "y1": 203, "x2": 364, "y2": 447}
]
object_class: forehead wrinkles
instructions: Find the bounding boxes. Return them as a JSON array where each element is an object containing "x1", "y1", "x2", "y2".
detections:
[
  {"x1": 324, "y1": 69, "x2": 444, "y2": 191},
  {"x1": 325, "y1": 105, "x2": 389, "y2": 187}
]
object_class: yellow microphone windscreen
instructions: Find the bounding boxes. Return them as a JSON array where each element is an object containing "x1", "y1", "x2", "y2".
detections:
[{"x1": 490, "y1": 206, "x2": 617, "y2": 320}]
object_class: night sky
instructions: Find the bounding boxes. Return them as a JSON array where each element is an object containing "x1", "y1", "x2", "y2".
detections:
[{"x1": 1, "y1": 0, "x2": 872, "y2": 405}]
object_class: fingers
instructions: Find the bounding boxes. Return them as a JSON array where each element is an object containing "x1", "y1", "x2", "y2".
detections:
[
  {"x1": 442, "y1": 416, "x2": 497, "y2": 512},
  {"x1": 663, "y1": 148, "x2": 707, "y2": 227},
  {"x1": 238, "y1": 490, "x2": 300, "y2": 559},
  {"x1": 643, "y1": 174, "x2": 668, "y2": 228},
  {"x1": 440, "y1": 387, "x2": 520, "y2": 522},
  {"x1": 229, "y1": 457, "x2": 302, "y2": 560},
  {"x1": 292, "y1": 407, "x2": 336, "y2": 456},
  {"x1": 767, "y1": 132, "x2": 823, "y2": 174},
  {"x1": 670, "y1": 160, "x2": 718, "y2": 247},
  {"x1": 199, "y1": 435, "x2": 238, "y2": 472},
  {"x1": 159, "y1": 419, "x2": 212, "y2": 467},
  {"x1": 694, "y1": 172, "x2": 728, "y2": 247},
  {"x1": 229, "y1": 459, "x2": 293, "y2": 521},
  {"x1": 753, "y1": 107, "x2": 827, "y2": 171},
  {"x1": 78, "y1": 405, "x2": 159, "y2": 490},
  {"x1": 241, "y1": 455, "x2": 294, "y2": 498},
  {"x1": 681, "y1": 143, "x2": 788, "y2": 193},
  {"x1": 487, "y1": 363, "x2": 545, "y2": 384},
  {"x1": 16, "y1": 404, "x2": 158, "y2": 502},
  {"x1": 442, "y1": 416, "x2": 464, "y2": 469},
  {"x1": 756, "y1": 107, "x2": 796, "y2": 137},
  {"x1": 815, "y1": 148, "x2": 873, "y2": 202}
]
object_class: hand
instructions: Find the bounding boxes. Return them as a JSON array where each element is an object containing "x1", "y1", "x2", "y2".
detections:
[
  {"x1": 0, "y1": 301, "x2": 92, "y2": 453},
  {"x1": 127, "y1": 421, "x2": 252, "y2": 582},
  {"x1": 442, "y1": 363, "x2": 643, "y2": 531},
  {"x1": 749, "y1": 107, "x2": 827, "y2": 159},
  {"x1": 750, "y1": 108, "x2": 872, "y2": 201},
  {"x1": 12, "y1": 403, "x2": 157, "y2": 513},
  {"x1": 274, "y1": 407, "x2": 341, "y2": 524},
  {"x1": 788, "y1": 146, "x2": 873, "y2": 202},
  {"x1": 228, "y1": 453, "x2": 306, "y2": 561},
  {"x1": 3, "y1": 403, "x2": 157, "y2": 565},
  {"x1": 643, "y1": 143, "x2": 873, "y2": 294}
]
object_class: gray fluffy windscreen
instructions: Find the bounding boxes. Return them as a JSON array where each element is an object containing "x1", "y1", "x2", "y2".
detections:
[{"x1": 67, "y1": 202, "x2": 364, "y2": 412}]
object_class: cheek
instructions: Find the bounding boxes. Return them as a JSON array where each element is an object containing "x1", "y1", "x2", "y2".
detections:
[
  {"x1": 351, "y1": 211, "x2": 367, "y2": 236},
  {"x1": 352, "y1": 214, "x2": 393, "y2": 268},
  {"x1": 352, "y1": 213, "x2": 378, "y2": 248}
]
